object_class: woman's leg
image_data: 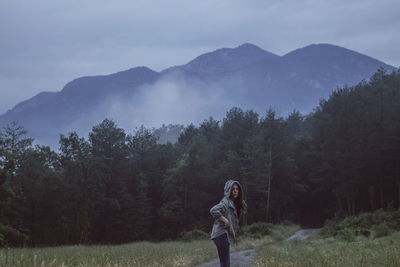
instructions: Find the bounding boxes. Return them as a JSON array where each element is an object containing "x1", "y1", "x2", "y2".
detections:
[{"x1": 212, "y1": 233, "x2": 230, "y2": 267}]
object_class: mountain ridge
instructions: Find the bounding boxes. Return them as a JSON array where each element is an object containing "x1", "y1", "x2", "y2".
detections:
[{"x1": 0, "y1": 43, "x2": 396, "y2": 147}]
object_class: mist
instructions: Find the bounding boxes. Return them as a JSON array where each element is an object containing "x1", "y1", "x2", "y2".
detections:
[
  {"x1": 41, "y1": 74, "x2": 245, "y2": 148},
  {"x1": 1, "y1": 0, "x2": 399, "y2": 115}
]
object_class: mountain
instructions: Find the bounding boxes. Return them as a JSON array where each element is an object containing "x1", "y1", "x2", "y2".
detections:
[
  {"x1": 282, "y1": 43, "x2": 387, "y2": 88},
  {"x1": 0, "y1": 67, "x2": 159, "y2": 145},
  {"x1": 0, "y1": 43, "x2": 396, "y2": 147},
  {"x1": 166, "y1": 43, "x2": 279, "y2": 75}
]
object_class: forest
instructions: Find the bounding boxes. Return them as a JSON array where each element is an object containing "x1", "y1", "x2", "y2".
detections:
[{"x1": 0, "y1": 69, "x2": 399, "y2": 247}]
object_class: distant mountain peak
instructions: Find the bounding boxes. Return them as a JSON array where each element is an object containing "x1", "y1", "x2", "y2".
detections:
[
  {"x1": 305, "y1": 43, "x2": 341, "y2": 48},
  {"x1": 235, "y1": 42, "x2": 267, "y2": 52},
  {"x1": 59, "y1": 66, "x2": 159, "y2": 97},
  {"x1": 200, "y1": 42, "x2": 277, "y2": 59},
  {"x1": 117, "y1": 66, "x2": 157, "y2": 75},
  {"x1": 181, "y1": 43, "x2": 278, "y2": 74},
  {"x1": 283, "y1": 43, "x2": 367, "y2": 58},
  {"x1": 282, "y1": 43, "x2": 394, "y2": 70}
]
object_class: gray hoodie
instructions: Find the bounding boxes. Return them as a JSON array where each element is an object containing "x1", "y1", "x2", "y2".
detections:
[{"x1": 209, "y1": 180, "x2": 243, "y2": 245}]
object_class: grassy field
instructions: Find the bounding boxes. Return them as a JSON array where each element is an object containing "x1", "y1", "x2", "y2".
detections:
[
  {"x1": 4, "y1": 221, "x2": 400, "y2": 267},
  {"x1": 0, "y1": 239, "x2": 218, "y2": 267},
  {"x1": 0, "y1": 236, "x2": 286, "y2": 267},
  {"x1": 252, "y1": 210, "x2": 400, "y2": 267},
  {"x1": 0, "y1": 223, "x2": 297, "y2": 267},
  {"x1": 253, "y1": 231, "x2": 400, "y2": 267}
]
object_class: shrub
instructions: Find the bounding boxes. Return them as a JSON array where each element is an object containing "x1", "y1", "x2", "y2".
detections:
[
  {"x1": 241, "y1": 222, "x2": 273, "y2": 238},
  {"x1": 338, "y1": 227, "x2": 356, "y2": 242},
  {"x1": 321, "y1": 209, "x2": 400, "y2": 241},
  {"x1": 373, "y1": 223, "x2": 391, "y2": 238},
  {"x1": 178, "y1": 229, "x2": 209, "y2": 241},
  {"x1": 280, "y1": 220, "x2": 293, "y2": 226},
  {"x1": 0, "y1": 224, "x2": 29, "y2": 247},
  {"x1": 320, "y1": 217, "x2": 342, "y2": 237}
]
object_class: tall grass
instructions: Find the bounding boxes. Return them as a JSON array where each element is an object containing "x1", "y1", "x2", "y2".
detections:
[
  {"x1": 0, "y1": 240, "x2": 217, "y2": 267},
  {"x1": 253, "y1": 211, "x2": 400, "y2": 267},
  {"x1": 253, "y1": 231, "x2": 400, "y2": 267},
  {"x1": 0, "y1": 223, "x2": 297, "y2": 267}
]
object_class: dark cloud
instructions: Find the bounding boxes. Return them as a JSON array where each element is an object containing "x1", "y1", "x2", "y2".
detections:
[{"x1": 0, "y1": 0, "x2": 399, "y2": 114}]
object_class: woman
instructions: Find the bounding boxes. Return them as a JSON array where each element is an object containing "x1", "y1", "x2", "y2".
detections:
[{"x1": 210, "y1": 179, "x2": 247, "y2": 267}]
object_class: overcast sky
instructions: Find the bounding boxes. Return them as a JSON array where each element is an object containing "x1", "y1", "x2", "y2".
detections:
[{"x1": 0, "y1": 0, "x2": 399, "y2": 115}]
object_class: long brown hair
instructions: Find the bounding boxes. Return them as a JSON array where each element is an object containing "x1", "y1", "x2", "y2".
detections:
[{"x1": 233, "y1": 182, "x2": 247, "y2": 218}]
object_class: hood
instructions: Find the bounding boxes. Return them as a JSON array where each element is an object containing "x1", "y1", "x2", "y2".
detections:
[{"x1": 223, "y1": 179, "x2": 244, "y2": 199}]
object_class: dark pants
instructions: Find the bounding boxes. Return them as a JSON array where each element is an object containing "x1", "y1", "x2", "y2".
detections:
[{"x1": 212, "y1": 233, "x2": 230, "y2": 267}]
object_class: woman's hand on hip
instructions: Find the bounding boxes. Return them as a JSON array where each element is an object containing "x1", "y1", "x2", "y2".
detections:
[{"x1": 219, "y1": 216, "x2": 230, "y2": 228}]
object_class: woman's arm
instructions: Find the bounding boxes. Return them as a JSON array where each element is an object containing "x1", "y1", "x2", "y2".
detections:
[
  {"x1": 217, "y1": 215, "x2": 230, "y2": 228},
  {"x1": 210, "y1": 202, "x2": 230, "y2": 228}
]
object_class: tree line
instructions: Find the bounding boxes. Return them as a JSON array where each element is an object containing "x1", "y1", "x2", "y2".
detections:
[{"x1": 0, "y1": 69, "x2": 399, "y2": 247}]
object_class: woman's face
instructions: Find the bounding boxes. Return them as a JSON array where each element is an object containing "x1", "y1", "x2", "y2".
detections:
[{"x1": 230, "y1": 184, "x2": 239, "y2": 199}]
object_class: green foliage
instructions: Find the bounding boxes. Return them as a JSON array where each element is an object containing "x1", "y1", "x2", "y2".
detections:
[
  {"x1": 241, "y1": 222, "x2": 273, "y2": 238},
  {"x1": 297, "y1": 69, "x2": 400, "y2": 225},
  {"x1": 0, "y1": 224, "x2": 29, "y2": 247},
  {"x1": 321, "y1": 209, "x2": 400, "y2": 240},
  {"x1": 240, "y1": 222, "x2": 298, "y2": 241},
  {"x1": 373, "y1": 222, "x2": 391, "y2": 238},
  {"x1": 178, "y1": 229, "x2": 209, "y2": 241}
]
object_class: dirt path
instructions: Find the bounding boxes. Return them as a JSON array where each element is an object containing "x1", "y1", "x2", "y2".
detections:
[
  {"x1": 196, "y1": 228, "x2": 321, "y2": 267},
  {"x1": 284, "y1": 228, "x2": 321, "y2": 242}
]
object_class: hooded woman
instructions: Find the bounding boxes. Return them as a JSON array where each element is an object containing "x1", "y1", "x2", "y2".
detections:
[{"x1": 210, "y1": 180, "x2": 247, "y2": 267}]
